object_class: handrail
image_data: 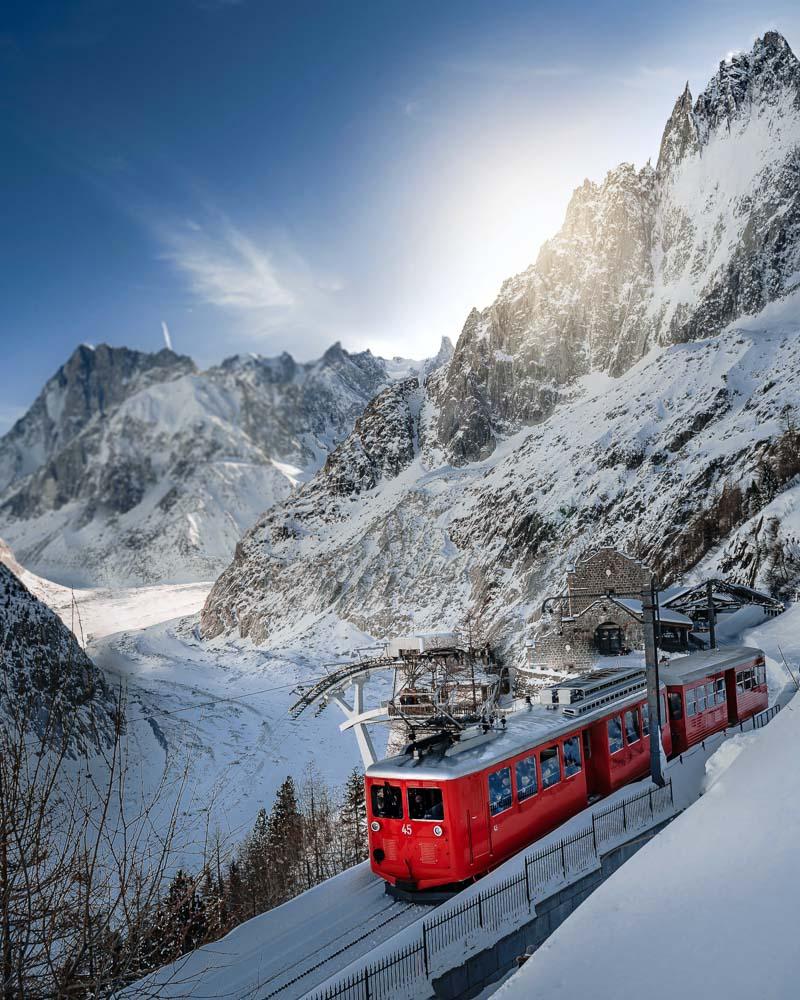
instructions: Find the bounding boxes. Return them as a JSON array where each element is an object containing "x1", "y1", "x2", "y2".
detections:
[{"x1": 300, "y1": 779, "x2": 676, "y2": 1000}]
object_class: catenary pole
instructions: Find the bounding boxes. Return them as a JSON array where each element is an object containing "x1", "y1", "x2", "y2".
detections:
[
  {"x1": 642, "y1": 581, "x2": 665, "y2": 787},
  {"x1": 706, "y1": 579, "x2": 717, "y2": 649}
]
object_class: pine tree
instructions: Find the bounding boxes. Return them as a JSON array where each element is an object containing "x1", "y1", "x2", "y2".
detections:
[
  {"x1": 241, "y1": 806, "x2": 271, "y2": 916},
  {"x1": 758, "y1": 460, "x2": 779, "y2": 505},
  {"x1": 265, "y1": 776, "x2": 303, "y2": 906},
  {"x1": 339, "y1": 768, "x2": 368, "y2": 869},
  {"x1": 148, "y1": 870, "x2": 207, "y2": 966},
  {"x1": 226, "y1": 859, "x2": 244, "y2": 925}
]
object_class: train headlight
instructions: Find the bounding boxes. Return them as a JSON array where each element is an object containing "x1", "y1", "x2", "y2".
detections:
[
  {"x1": 370, "y1": 820, "x2": 381, "y2": 833},
  {"x1": 433, "y1": 825, "x2": 443, "y2": 838}
]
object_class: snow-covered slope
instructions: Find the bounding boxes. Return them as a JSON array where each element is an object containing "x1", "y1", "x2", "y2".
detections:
[
  {"x1": 495, "y1": 606, "x2": 800, "y2": 1000},
  {"x1": 0, "y1": 339, "x2": 453, "y2": 587},
  {"x1": 202, "y1": 33, "x2": 800, "y2": 656}
]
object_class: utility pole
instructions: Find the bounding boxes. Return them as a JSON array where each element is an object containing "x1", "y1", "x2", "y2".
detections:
[
  {"x1": 641, "y1": 582, "x2": 665, "y2": 787},
  {"x1": 706, "y1": 580, "x2": 716, "y2": 650}
]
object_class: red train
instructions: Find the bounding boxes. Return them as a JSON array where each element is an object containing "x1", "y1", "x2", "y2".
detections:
[{"x1": 365, "y1": 646, "x2": 767, "y2": 893}]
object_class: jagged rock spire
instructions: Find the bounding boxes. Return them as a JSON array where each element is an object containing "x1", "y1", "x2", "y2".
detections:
[{"x1": 657, "y1": 81, "x2": 698, "y2": 175}]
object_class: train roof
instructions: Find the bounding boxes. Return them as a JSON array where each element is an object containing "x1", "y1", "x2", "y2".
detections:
[
  {"x1": 367, "y1": 666, "x2": 660, "y2": 781},
  {"x1": 659, "y1": 645, "x2": 763, "y2": 686}
]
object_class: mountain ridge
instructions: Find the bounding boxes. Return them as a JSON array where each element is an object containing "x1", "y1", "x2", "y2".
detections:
[
  {"x1": 201, "y1": 31, "x2": 800, "y2": 656},
  {"x1": 0, "y1": 338, "x2": 453, "y2": 586}
]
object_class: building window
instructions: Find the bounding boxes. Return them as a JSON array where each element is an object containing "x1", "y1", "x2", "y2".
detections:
[
  {"x1": 607, "y1": 716, "x2": 624, "y2": 754},
  {"x1": 563, "y1": 736, "x2": 582, "y2": 777},
  {"x1": 371, "y1": 783, "x2": 403, "y2": 819},
  {"x1": 540, "y1": 747, "x2": 561, "y2": 788},
  {"x1": 515, "y1": 755, "x2": 538, "y2": 802},
  {"x1": 408, "y1": 787, "x2": 444, "y2": 820},
  {"x1": 488, "y1": 767, "x2": 513, "y2": 815},
  {"x1": 624, "y1": 709, "x2": 641, "y2": 744}
]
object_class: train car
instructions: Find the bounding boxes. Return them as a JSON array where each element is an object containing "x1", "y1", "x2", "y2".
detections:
[
  {"x1": 661, "y1": 646, "x2": 768, "y2": 754},
  {"x1": 365, "y1": 666, "x2": 671, "y2": 893}
]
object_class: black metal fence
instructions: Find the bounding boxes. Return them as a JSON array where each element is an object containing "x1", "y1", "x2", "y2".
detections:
[
  {"x1": 302, "y1": 702, "x2": 781, "y2": 1000},
  {"x1": 304, "y1": 780, "x2": 673, "y2": 1000}
]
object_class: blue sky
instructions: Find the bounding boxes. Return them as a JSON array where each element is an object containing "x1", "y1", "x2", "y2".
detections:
[{"x1": 1, "y1": 0, "x2": 799, "y2": 432}]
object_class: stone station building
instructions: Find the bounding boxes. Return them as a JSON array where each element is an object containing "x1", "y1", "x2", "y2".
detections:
[{"x1": 526, "y1": 547, "x2": 693, "y2": 681}]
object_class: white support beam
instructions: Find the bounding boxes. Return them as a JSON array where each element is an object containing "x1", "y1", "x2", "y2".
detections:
[{"x1": 328, "y1": 676, "x2": 379, "y2": 768}]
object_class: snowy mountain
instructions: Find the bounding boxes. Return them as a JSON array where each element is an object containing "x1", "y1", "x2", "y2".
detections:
[
  {"x1": 0, "y1": 553, "x2": 115, "y2": 750},
  {"x1": 202, "y1": 32, "x2": 800, "y2": 658},
  {"x1": 0, "y1": 339, "x2": 453, "y2": 586}
]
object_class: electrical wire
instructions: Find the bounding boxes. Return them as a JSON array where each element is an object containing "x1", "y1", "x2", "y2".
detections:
[{"x1": 124, "y1": 677, "x2": 331, "y2": 725}]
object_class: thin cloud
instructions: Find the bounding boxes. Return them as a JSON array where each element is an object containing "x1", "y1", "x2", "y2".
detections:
[
  {"x1": 617, "y1": 64, "x2": 683, "y2": 90},
  {"x1": 445, "y1": 57, "x2": 578, "y2": 84},
  {"x1": 159, "y1": 215, "x2": 295, "y2": 311}
]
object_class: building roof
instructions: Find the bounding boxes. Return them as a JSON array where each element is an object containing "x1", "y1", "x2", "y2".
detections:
[
  {"x1": 610, "y1": 597, "x2": 694, "y2": 627},
  {"x1": 659, "y1": 646, "x2": 763, "y2": 686},
  {"x1": 661, "y1": 579, "x2": 783, "y2": 612}
]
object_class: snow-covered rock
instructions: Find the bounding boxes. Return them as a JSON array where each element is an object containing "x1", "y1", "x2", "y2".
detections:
[
  {"x1": 202, "y1": 32, "x2": 800, "y2": 655},
  {"x1": 0, "y1": 341, "x2": 451, "y2": 586},
  {"x1": 0, "y1": 557, "x2": 115, "y2": 750}
]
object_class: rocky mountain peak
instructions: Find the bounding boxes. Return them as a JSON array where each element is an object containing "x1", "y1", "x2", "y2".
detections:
[
  {"x1": 657, "y1": 81, "x2": 697, "y2": 174},
  {"x1": 0, "y1": 343, "x2": 196, "y2": 495},
  {"x1": 693, "y1": 30, "x2": 799, "y2": 141},
  {"x1": 321, "y1": 341, "x2": 348, "y2": 366}
]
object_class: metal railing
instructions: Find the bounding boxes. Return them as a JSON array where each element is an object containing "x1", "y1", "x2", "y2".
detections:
[
  {"x1": 303, "y1": 780, "x2": 674, "y2": 1000},
  {"x1": 302, "y1": 702, "x2": 782, "y2": 1000}
]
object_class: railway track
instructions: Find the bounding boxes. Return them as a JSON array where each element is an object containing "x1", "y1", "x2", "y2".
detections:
[{"x1": 256, "y1": 896, "x2": 423, "y2": 998}]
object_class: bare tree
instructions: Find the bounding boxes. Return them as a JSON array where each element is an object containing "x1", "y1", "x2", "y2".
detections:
[{"x1": 0, "y1": 665, "x2": 211, "y2": 999}]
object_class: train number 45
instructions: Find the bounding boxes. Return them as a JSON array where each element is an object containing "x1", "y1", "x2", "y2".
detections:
[{"x1": 401, "y1": 824, "x2": 413, "y2": 835}]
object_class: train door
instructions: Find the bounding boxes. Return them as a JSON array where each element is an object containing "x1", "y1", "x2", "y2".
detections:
[
  {"x1": 466, "y1": 776, "x2": 490, "y2": 865},
  {"x1": 725, "y1": 669, "x2": 739, "y2": 725}
]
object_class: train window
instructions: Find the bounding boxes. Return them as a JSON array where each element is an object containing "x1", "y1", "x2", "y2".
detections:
[
  {"x1": 624, "y1": 710, "x2": 641, "y2": 745},
  {"x1": 696, "y1": 686, "x2": 706, "y2": 712},
  {"x1": 706, "y1": 682, "x2": 715, "y2": 708},
  {"x1": 668, "y1": 693, "x2": 683, "y2": 720},
  {"x1": 716, "y1": 678, "x2": 726, "y2": 704},
  {"x1": 488, "y1": 767, "x2": 513, "y2": 815},
  {"x1": 641, "y1": 703, "x2": 650, "y2": 736},
  {"x1": 371, "y1": 783, "x2": 403, "y2": 819},
  {"x1": 582, "y1": 729, "x2": 592, "y2": 758},
  {"x1": 408, "y1": 787, "x2": 444, "y2": 821},
  {"x1": 607, "y1": 716, "x2": 623, "y2": 754},
  {"x1": 686, "y1": 689, "x2": 696, "y2": 717},
  {"x1": 515, "y1": 755, "x2": 538, "y2": 802},
  {"x1": 563, "y1": 736, "x2": 582, "y2": 777},
  {"x1": 540, "y1": 747, "x2": 561, "y2": 788}
]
